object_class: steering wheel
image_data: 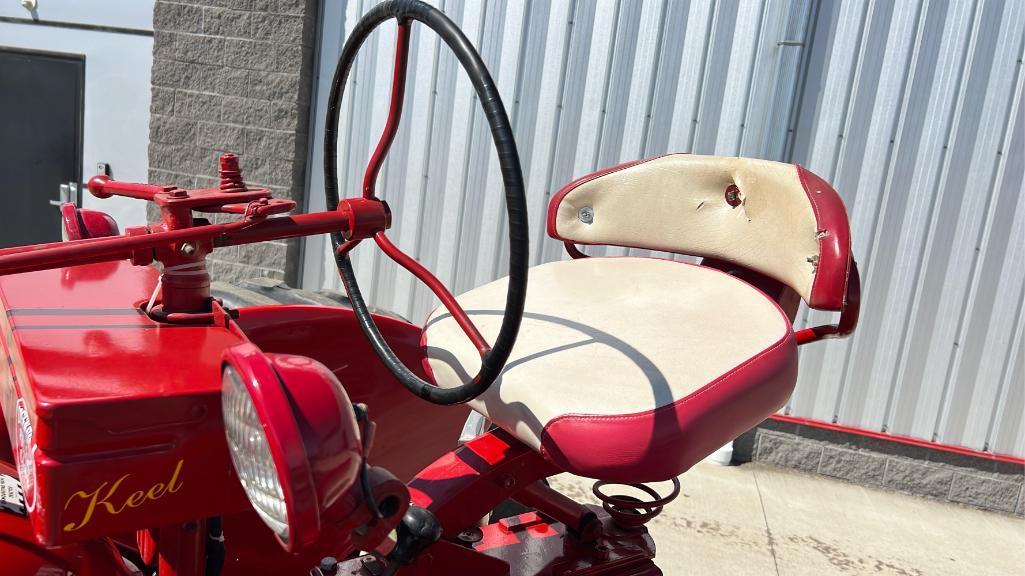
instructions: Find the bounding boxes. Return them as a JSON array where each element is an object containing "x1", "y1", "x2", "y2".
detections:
[{"x1": 323, "y1": 0, "x2": 529, "y2": 405}]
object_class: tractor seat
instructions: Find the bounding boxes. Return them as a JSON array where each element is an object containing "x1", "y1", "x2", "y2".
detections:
[{"x1": 422, "y1": 257, "x2": 798, "y2": 483}]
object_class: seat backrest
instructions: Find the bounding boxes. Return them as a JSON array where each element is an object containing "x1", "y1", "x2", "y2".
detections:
[{"x1": 546, "y1": 154, "x2": 852, "y2": 311}]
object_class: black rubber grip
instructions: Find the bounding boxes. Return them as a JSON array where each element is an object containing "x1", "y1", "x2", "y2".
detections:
[{"x1": 324, "y1": 0, "x2": 529, "y2": 405}]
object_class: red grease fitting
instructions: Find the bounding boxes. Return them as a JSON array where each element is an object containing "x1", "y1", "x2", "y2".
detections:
[{"x1": 219, "y1": 153, "x2": 247, "y2": 193}]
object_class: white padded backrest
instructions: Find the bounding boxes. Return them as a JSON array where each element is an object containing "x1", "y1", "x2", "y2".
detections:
[{"x1": 547, "y1": 154, "x2": 849, "y2": 308}]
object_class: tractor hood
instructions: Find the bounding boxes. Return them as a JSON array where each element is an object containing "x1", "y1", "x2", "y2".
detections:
[{"x1": 0, "y1": 261, "x2": 250, "y2": 545}]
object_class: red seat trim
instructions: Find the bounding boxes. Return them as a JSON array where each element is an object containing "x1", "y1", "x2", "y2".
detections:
[
  {"x1": 545, "y1": 156, "x2": 668, "y2": 241},
  {"x1": 795, "y1": 165, "x2": 852, "y2": 311},
  {"x1": 538, "y1": 329, "x2": 798, "y2": 483}
]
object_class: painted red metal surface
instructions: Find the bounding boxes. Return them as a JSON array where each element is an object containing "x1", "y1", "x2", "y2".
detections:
[
  {"x1": 563, "y1": 241, "x2": 588, "y2": 259},
  {"x1": 372, "y1": 510, "x2": 658, "y2": 575},
  {"x1": 60, "y1": 203, "x2": 120, "y2": 241},
  {"x1": 0, "y1": 153, "x2": 391, "y2": 318},
  {"x1": 216, "y1": 506, "x2": 386, "y2": 574},
  {"x1": 512, "y1": 481, "x2": 600, "y2": 540},
  {"x1": 0, "y1": 268, "x2": 469, "y2": 571},
  {"x1": 264, "y1": 352, "x2": 366, "y2": 519},
  {"x1": 0, "y1": 262, "x2": 252, "y2": 545},
  {"x1": 370, "y1": 428, "x2": 664, "y2": 575},
  {"x1": 408, "y1": 429, "x2": 559, "y2": 540},
  {"x1": 794, "y1": 259, "x2": 861, "y2": 345},
  {"x1": 232, "y1": 305, "x2": 469, "y2": 482},
  {"x1": 218, "y1": 153, "x2": 248, "y2": 193},
  {"x1": 375, "y1": 231, "x2": 490, "y2": 354},
  {"x1": 769, "y1": 414, "x2": 1025, "y2": 466},
  {"x1": 222, "y1": 344, "x2": 324, "y2": 550},
  {"x1": 473, "y1": 511, "x2": 660, "y2": 576},
  {"x1": 221, "y1": 345, "x2": 409, "y2": 554},
  {"x1": 337, "y1": 509, "x2": 662, "y2": 575},
  {"x1": 795, "y1": 164, "x2": 853, "y2": 311},
  {"x1": 362, "y1": 22, "x2": 411, "y2": 200},
  {"x1": 341, "y1": 198, "x2": 392, "y2": 241},
  {"x1": 0, "y1": 263, "x2": 464, "y2": 546},
  {"x1": 0, "y1": 210, "x2": 350, "y2": 276},
  {"x1": 347, "y1": 20, "x2": 491, "y2": 357},
  {"x1": 157, "y1": 520, "x2": 205, "y2": 576},
  {"x1": 0, "y1": 463, "x2": 136, "y2": 576}
]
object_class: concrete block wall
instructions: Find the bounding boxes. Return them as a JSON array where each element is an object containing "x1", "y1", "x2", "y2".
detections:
[
  {"x1": 147, "y1": 0, "x2": 317, "y2": 284},
  {"x1": 734, "y1": 419, "x2": 1025, "y2": 516}
]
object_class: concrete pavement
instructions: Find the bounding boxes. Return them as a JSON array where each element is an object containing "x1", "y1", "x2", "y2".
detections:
[{"x1": 551, "y1": 461, "x2": 1025, "y2": 575}]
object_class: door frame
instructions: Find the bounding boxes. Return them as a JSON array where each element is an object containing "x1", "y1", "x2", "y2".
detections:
[{"x1": 0, "y1": 46, "x2": 85, "y2": 209}]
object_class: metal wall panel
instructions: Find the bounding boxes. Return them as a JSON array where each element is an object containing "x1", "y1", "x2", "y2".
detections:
[
  {"x1": 306, "y1": 0, "x2": 1024, "y2": 457},
  {"x1": 789, "y1": 0, "x2": 1024, "y2": 456},
  {"x1": 306, "y1": 0, "x2": 814, "y2": 306}
]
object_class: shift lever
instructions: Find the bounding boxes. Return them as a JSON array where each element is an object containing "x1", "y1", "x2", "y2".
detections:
[{"x1": 387, "y1": 505, "x2": 443, "y2": 566}]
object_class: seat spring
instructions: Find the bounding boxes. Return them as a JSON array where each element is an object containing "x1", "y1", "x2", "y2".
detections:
[{"x1": 591, "y1": 478, "x2": 681, "y2": 528}]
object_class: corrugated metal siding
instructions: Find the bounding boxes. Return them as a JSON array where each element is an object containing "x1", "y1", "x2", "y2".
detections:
[
  {"x1": 305, "y1": 0, "x2": 815, "y2": 307},
  {"x1": 305, "y1": 0, "x2": 1024, "y2": 457},
  {"x1": 788, "y1": 0, "x2": 1024, "y2": 457}
]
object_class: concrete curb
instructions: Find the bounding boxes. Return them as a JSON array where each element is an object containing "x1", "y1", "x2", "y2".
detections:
[{"x1": 733, "y1": 419, "x2": 1025, "y2": 516}]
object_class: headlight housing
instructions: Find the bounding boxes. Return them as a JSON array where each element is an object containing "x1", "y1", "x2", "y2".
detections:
[
  {"x1": 221, "y1": 343, "x2": 364, "y2": 552},
  {"x1": 222, "y1": 365, "x2": 289, "y2": 540}
]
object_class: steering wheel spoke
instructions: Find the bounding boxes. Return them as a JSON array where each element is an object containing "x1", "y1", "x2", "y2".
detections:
[
  {"x1": 374, "y1": 232, "x2": 490, "y2": 356},
  {"x1": 363, "y1": 21, "x2": 412, "y2": 200}
]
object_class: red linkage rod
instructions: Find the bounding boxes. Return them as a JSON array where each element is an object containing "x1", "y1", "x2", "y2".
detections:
[{"x1": 0, "y1": 211, "x2": 351, "y2": 277}]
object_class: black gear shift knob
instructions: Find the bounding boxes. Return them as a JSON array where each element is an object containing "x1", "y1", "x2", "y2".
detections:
[{"x1": 388, "y1": 505, "x2": 442, "y2": 565}]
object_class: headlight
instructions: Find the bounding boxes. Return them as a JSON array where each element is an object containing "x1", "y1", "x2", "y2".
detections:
[
  {"x1": 222, "y1": 365, "x2": 289, "y2": 541},
  {"x1": 220, "y1": 343, "x2": 366, "y2": 552}
]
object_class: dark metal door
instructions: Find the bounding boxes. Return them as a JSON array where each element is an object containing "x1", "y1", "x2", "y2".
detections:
[{"x1": 0, "y1": 49, "x2": 84, "y2": 249}]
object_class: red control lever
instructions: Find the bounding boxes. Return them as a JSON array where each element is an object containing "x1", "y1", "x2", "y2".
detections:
[{"x1": 0, "y1": 153, "x2": 391, "y2": 317}]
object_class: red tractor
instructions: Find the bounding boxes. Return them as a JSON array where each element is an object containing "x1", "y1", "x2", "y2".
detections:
[{"x1": 0, "y1": 1, "x2": 859, "y2": 574}]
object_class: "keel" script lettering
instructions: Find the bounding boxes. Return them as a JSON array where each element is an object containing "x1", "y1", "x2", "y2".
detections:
[{"x1": 62, "y1": 459, "x2": 184, "y2": 532}]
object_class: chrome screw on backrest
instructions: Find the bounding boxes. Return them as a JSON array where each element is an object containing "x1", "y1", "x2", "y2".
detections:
[{"x1": 578, "y1": 206, "x2": 594, "y2": 224}]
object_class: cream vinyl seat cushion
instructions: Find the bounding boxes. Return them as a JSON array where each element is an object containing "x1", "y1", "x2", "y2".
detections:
[{"x1": 422, "y1": 257, "x2": 799, "y2": 482}]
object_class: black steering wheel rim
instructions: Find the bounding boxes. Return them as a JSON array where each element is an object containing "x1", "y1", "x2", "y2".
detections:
[{"x1": 323, "y1": 0, "x2": 529, "y2": 405}]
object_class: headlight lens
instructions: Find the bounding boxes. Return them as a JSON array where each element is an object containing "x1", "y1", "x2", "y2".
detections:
[{"x1": 222, "y1": 365, "x2": 289, "y2": 542}]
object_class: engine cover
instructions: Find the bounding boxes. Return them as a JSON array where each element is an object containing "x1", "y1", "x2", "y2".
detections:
[{"x1": 0, "y1": 261, "x2": 250, "y2": 545}]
